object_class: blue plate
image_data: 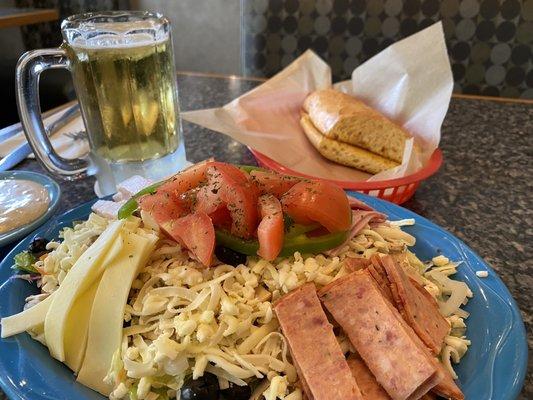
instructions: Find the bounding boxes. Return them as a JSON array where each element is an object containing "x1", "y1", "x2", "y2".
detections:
[
  {"x1": 0, "y1": 193, "x2": 527, "y2": 400},
  {"x1": 0, "y1": 171, "x2": 61, "y2": 248}
]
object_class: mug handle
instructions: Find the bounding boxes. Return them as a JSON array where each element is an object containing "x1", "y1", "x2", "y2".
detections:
[{"x1": 15, "y1": 47, "x2": 88, "y2": 180}]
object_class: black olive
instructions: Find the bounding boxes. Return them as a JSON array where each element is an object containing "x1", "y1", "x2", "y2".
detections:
[
  {"x1": 221, "y1": 383, "x2": 251, "y2": 400},
  {"x1": 215, "y1": 245, "x2": 247, "y2": 267},
  {"x1": 28, "y1": 237, "x2": 49, "y2": 255},
  {"x1": 180, "y1": 373, "x2": 219, "y2": 400}
]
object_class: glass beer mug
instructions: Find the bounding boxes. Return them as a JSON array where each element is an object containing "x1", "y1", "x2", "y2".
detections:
[{"x1": 16, "y1": 11, "x2": 187, "y2": 196}]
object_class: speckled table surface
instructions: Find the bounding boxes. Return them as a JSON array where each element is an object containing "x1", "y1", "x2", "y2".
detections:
[{"x1": 2, "y1": 73, "x2": 532, "y2": 399}]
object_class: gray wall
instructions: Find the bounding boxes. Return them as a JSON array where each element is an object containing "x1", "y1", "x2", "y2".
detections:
[
  {"x1": 0, "y1": 0, "x2": 242, "y2": 73},
  {"x1": 132, "y1": 0, "x2": 242, "y2": 75}
]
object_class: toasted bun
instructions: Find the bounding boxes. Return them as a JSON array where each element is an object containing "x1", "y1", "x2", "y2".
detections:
[
  {"x1": 303, "y1": 89, "x2": 409, "y2": 163},
  {"x1": 300, "y1": 114, "x2": 399, "y2": 174}
]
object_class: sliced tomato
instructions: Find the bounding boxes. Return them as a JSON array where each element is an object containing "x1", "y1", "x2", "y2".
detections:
[
  {"x1": 281, "y1": 180, "x2": 351, "y2": 232},
  {"x1": 179, "y1": 187, "x2": 201, "y2": 210},
  {"x1": 160, "y1": 212, "x2": 215, "y2": 267},
  {"x1": 138, "y1": 191, "x2": 188, "y2": 223},
  {"x1": 157, "y1": 158, "x2": 213, "y2": 198},
  {"x1": 206, "y1": 163, "x2": 259, "y2": 239},
  {"x1": 250, "y1": 170, "x2": 303, "y2": 198},
  {"x1": 208, "y1": 162, "x2": 250, "y2": 184},
  {"x1": 194, "y1": 184, "x2": 232, "y2": 228},
  {"x1": 221, "y1": 186, "x2": 259, "y2": 239},
  {"x1": 208, "y1": 205, "x2": 232, "y2": 228},
  {"x1": 194, "y1": 181, "x2": 223, "y2": 215},
  {"x1": 257, "y1": 195, "x2": 284, "y2": 261}
]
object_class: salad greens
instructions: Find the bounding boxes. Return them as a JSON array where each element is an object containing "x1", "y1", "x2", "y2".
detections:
[{"x1": 12, "y1": 251, "x2": 38, "y2": 274}]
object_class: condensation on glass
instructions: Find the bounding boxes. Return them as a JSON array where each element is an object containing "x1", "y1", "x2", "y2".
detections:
[{"x1": 16, "y1": 11, "x2": 187, "y2": 195}]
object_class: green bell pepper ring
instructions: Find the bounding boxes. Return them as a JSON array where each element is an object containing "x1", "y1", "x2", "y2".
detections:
[
  {"x1": 215, "y1": 230, "x2": 260, "y2": 255},
  {"x1": 117, "y1": 181, "x2": 164, "y2": 219},
  {"x1": 285, "y1": 222, "x2": 321, "y2": 238},
  {"x1": 215, "y1": 229, "x2": 348, "y2": 257},
  {"x1": 278, "y1": 230, "x2": 348, "y2": 256},
  {"x1": 237, "y1": 164, "x2": 266, "y2": 174},
  {"x1": 237, "y1": 164, "x2": 305, "y2": 181}
]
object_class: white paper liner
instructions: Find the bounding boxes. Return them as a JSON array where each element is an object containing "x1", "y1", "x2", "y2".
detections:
[{"x1": 182, "y1": 22, "x2": 453, "y2": 182}]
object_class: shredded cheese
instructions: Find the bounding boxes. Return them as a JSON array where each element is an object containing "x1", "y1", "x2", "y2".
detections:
[{"x1": 10, "y1": 211, "x2": 472, "y2": 399}]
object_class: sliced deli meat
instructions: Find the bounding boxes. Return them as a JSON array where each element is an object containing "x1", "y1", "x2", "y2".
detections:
[
  {"x1": 347, "y1": 195, "x2": 375, "y2": 211},
  {"x1": 326, "y1": 210, "x2": 386, "y2": 256},
  {"x1": 367, "y1": 254, "x2": 394, "y2": 302},
  {"x1": 347, "y1": 353, "x2": 391, "y2": 399},
  {"x1": 391, "y1": 253, "x2": 425, "y2": 284},
  {"x1": 274, "y1": 283, "x2": 362, "y2": 400},
  {"x1": 372, "y1": 257, "x2": 465, "y2": 400},
  {"x1": 344, "y1": 257, "x2": 372, "y2": 272},
  {"x1": 380, "y1": 255, "x2": 450, "y2": 355},
  {"x1": 431, "y1": 361, "x2": 465, "y2": 400},
  {"x1": 319, "y1": 270, "x2": 442, "y2": 400}
]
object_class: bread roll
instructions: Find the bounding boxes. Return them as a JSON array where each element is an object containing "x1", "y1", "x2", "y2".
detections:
[
  {"x1": 300, "y1": 114, "x2": 399, "y2": 174},
  {"x1": 303, "y1": 89, "x2": 409, "y2": 163}
]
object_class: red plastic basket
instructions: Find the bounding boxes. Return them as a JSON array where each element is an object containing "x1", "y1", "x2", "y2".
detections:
[{"x1": 250, "y1": 148, "x2": 443, "y2": 204}]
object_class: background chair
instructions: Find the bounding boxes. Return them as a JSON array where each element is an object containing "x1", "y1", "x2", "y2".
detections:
[{"x1": 242, "y1": 0, "x2": 532, "y2": 99}]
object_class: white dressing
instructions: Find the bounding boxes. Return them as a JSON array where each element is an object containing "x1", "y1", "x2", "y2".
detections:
[{"x1": 0, "y1": 179, "x2": 49, "y2": 234}]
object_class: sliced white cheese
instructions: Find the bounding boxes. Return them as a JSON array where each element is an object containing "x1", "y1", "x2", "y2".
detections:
[
  {"x1": 64, "y1": 234, "x2": 131, "y2": 373},
  {"x1": 44, "y1": 219, "x2": 125, "y2": 361},
  {"x1": 91, "y1": 200, "x2": 125, "y2": 219},
  {"x1": 0, "y1": 293, "x2": 54, "y2": 338},
  {"x1": 63, "y1": 281, "x2": 99, "y2": 373},
  {"x1": 77, "y1": 231, "x2": 157, "y2": 396},
  {"x1": 116, "y1": 175, "x2": 152, "y2": 199}
]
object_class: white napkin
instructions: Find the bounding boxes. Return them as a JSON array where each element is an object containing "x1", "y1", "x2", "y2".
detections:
[
  {"x1": 0, "y1": 112, "x2": 89, "y2": 160},
  {"x1": 182, "y1": 22, "x2": 453, "y2": 182}
]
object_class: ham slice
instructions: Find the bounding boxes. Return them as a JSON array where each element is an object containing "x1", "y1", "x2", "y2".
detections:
[
  {"x1": 391, "y1": 253, "x2": 425, "y2": 284},
  {"x1": 432, "y1": 362, "x2": 465, "y2": 400},
  {"x1": 273, "y1": 283, "x2": 362, "y2": 400},
  {"x1": 344, "y1": 257, "x2": 372, "y2": 272},
  {"x1": 347, "y1": 195, "x2": 374, "y2": 211},
  {"x1": 347, "y1": 353, "x2": 391, "y2": 399},
  {"x1": 318, "y1": 270, "x2": 442, "y2": 400},
  {"x1": 380, "y1": 255, "x2": 450, "y2": 355},
  {"x1": 348, "y1": 353, "x2": 459, "y2": 400},
  {"x1": 371, "y1": 256, "x2": 465, "y2": 400},
  {"x1": 344, "y1": 256, "x2": 464, "y2": 399},
  {"x1": 326, "y1": 210, "x2": 386, "y2": 256},
  {"x1": 368, "y1": 254, "x2": 395, "y2": 302}
]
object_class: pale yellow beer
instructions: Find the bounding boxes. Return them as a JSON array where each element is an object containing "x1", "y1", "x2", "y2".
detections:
[
  {"x1": 67, "y1": 35, "x2": 179, "y2": 163},
  {"x1": 17, "y1": 12, "x2": 187, "y2": 196}
]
